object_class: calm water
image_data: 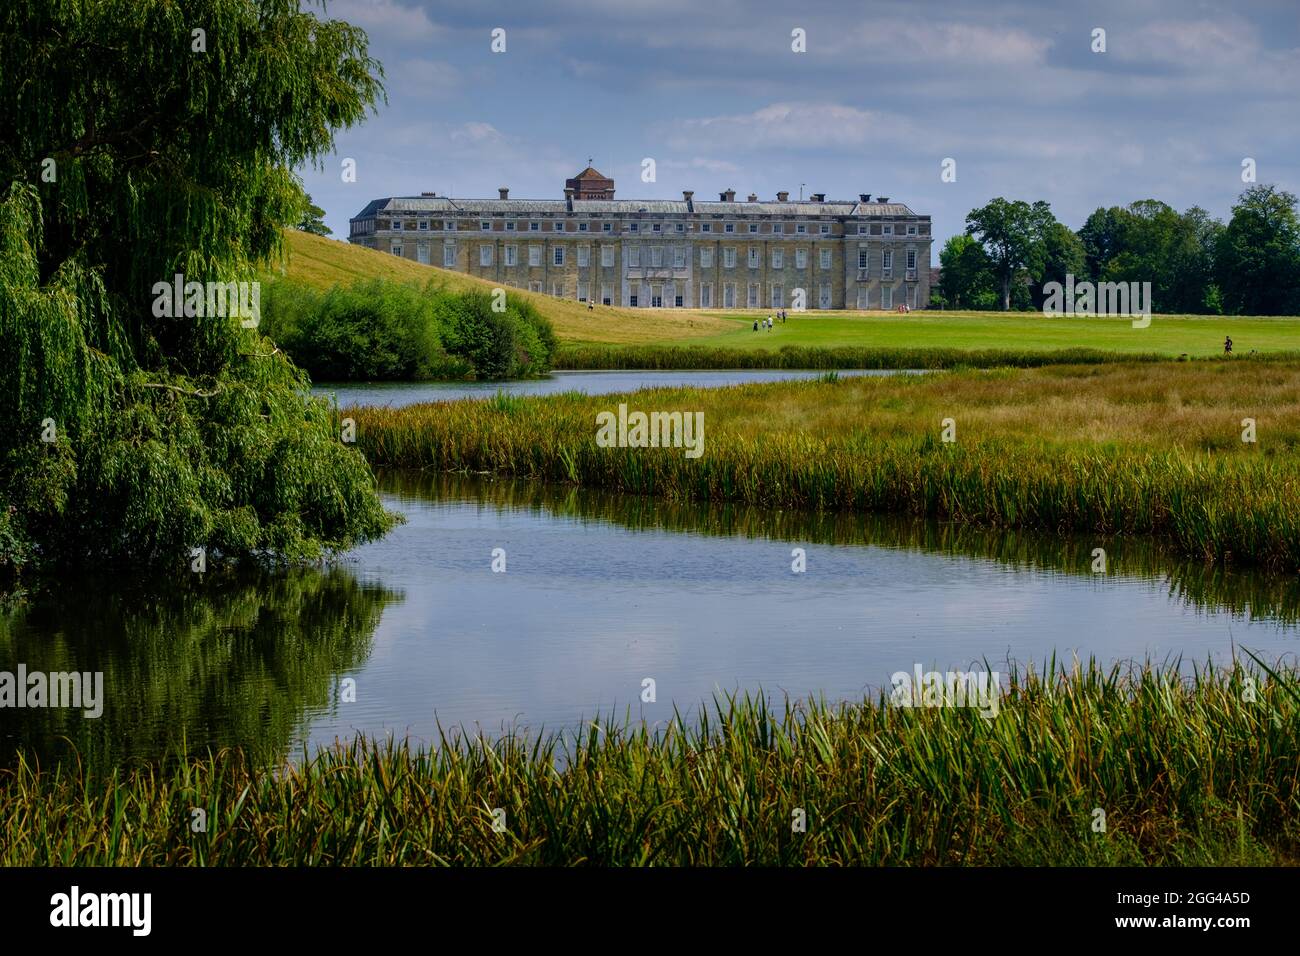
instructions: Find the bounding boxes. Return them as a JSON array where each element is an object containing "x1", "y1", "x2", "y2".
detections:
[
  {"x1": 2, "y1": 473, "x2": 1296, "y2": 768},
  {"x1": 312, "y1": 368, "x2": 914, "y2": 407}
]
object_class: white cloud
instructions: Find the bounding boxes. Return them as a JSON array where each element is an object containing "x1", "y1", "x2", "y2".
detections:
[{"x1": 669, "y1": 102, "x2": 917, "y2": 151}]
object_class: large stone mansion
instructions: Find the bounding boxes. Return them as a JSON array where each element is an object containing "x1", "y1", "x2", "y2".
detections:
[{"x1": 348, "y1": 166, "x2": 932, "y2": 310}]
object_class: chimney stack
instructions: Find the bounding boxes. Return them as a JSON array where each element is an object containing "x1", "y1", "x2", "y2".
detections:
[
  {"x1": 877, "y1": 196, "x2": 889, "y2": 203},
  {"x1": 810, "y1": 192, "x2": 825, "y2": 202},
  {"x1": 720, "y1": 188, "x2": 736, "y2": 202},
  {"x1": 564, "y1": 186, "x2": 575, "y2": 211},
  {"x1": 498, "y1": 187, "x2": 509, "y2": 200},
  {"x1": 776, "y1": 191, "x2": 789, "y2": 202},
  {"x1": 747, "y1": 193, "x2": 758, "y2": 202},
  {"x1": 421, "y1": 191, "x2": 437, "y2": 197},
  {"x1": 859, "y1": 193, "x2": 871, "y2": 203},
  {"x1": 683, "y1": 190, "x2": 695, "y2": 212}
]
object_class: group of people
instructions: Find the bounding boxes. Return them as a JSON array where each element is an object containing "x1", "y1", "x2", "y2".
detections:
[{"x1": 753, "y1": 310, "x2": 788, "y2": 332}]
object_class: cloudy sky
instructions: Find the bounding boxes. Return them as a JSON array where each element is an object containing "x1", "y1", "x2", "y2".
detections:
[{"x1": 300, "y1": 0, "x2": 1300, "y2": 253}]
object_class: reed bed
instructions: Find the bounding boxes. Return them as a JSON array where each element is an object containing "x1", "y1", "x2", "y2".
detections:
[
  {"x1": 351, "y1": 363, "x2": 1300, "y2": 568},
  {"x1": 2, "y1": 659, "x2": 1296, "y2": 865},
  {"x1": 554, "y1": 344, "x2": 1180, "y2": 370}
]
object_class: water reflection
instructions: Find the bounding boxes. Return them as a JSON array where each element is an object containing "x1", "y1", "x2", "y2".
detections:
[
  {"x1": 0, "y1": 567, "x2": 400, "y2": 769},
  {"x1": 382, "y1": 470, "x2": 1300, "y2": 627}
]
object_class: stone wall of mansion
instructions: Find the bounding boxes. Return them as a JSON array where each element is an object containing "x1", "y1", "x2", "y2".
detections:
[{"x1": 348, "y1": 167, "x2": 933, "y2": 311}]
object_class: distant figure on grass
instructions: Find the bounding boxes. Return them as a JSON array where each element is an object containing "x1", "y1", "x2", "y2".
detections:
[
  {"x1": 753, "y1": 319, "x2": 758, "y2": 332},
  {"x1": 1225, "y1": 335, "x2": 1233, "y2": 355},
  {"x1": 588, "y1": 300, "x2": 594, "y2": 311}
]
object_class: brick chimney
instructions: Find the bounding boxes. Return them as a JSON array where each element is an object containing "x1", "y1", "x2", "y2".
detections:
[
  {"x1": 498, "y1": 187, "x2": 509, "y2": 200},
  {"x1": 859, "y1": 193, "x2": 871, "y2": 202},
  {"x1": 747, "y1": 193, "x2": 758, "y2": 202},
  {"x1": 421, "y1": 191, "x2": 437, "y2": 197},
  {"x1": 564, "y1": 186, "x2": 575, "y2": 211},
  {"x1": 719, "y1": 188, "x2": 736, "y2": 202},
  {"x1": 776, "y1": 191, "x2": 789, "y2": 202},
  {"x1": 682, "y1": 190, "x2": 694, "y2": 212}
]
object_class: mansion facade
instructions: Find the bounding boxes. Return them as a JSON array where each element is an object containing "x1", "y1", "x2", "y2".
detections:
[{"x1": 348, "y1": 167, "x2": 932, "y2": 310}]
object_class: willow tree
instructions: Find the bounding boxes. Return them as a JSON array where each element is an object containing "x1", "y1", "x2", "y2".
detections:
[{"x1": 0, "y1": 0, "x2": 394, "y2": 573}]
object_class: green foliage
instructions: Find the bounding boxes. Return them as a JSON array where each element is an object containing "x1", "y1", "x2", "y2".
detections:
[
  {"x1": 0, "y1": 0, "x2": 396, "y2": 574},
  {"x1": 938, "y1": 234, "x2": 995, "y2": 309},
  {"x1": 263, "y1": 278, "x2": 558, "y2": 381},
  {"x1": 2, "y1": 660, "x2": 1296, "y2": 865},
  {"x1": 965, "y1": 198, "x2": 1039, "y2": 310},
  {"x1": 1215, "y1": 185, "x2": 1300, "y2": 316}
]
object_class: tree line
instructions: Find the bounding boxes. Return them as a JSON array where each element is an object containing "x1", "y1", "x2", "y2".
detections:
[{"x1": 937, "y1": 185, "x2": 1300, "y2": 315}]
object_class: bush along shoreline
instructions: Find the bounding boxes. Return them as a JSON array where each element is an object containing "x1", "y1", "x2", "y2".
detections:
[
  {"x1": 351, "y1": 364, "x2": 1300, "y2": 570},
  {"x1": 262, "y1": 277, "x2": 558, "y2": 381},
  {"x1": 2, "y1": 659, "x2": 1296, "y2": 866}
]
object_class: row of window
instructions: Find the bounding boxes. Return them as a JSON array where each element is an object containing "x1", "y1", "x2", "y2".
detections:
[
  {"x1": 381, "y1": 219, "x2": 923, "y2": 236},
  {"x1": 389, "y1": 242, "x2": 918, "y2": 272},
  {"x1": 515, "y1": 280, "x2": 918, "y2": 310}
]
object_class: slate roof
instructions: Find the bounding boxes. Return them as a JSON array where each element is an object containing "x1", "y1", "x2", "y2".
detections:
[{"x1": 360, "y1": 197, "x2": 923, "y2": 219}]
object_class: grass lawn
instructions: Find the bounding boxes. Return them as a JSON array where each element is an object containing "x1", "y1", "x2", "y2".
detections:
[
  {"x1": 682, "y1": 311, "x2": 1300, "y2": 357},
  {"x1": 274, "y1": 230, "x2": 1300, "y2": 355}
]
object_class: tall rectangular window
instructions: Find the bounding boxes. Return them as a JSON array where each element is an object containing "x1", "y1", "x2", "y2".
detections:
[
  {"x1": 770, "y1": 284, "x2": 783, "y2": 308},
  {"x1": 820, "y1": 249, "x2": 832, "y2": 270},
  {"x1": 723, "y1": 248, "x2": 736, "y2": 268},
  {"x1": 443, "y1": 243, "x2": 456, "y2": 267},
  {"x1": 417, "y1": 245, "x2": 430, "y2": 265},
  {"x1": 700, "y1": 283, "x2": 712, "y2": 307},
  {"x1": 771, "y1": 250, "x2": 783, "y2": 269},
  {"x1": 601, "y1": 245, "x2": 614, "y2": 267},
  {"x1": 700, "y1": 248, "x2": 714, "y2": 268},
  {"x1": 748, "y1": 247, "x2": 759, "y2": 268},
  {"x1": 882, "y1": 285, "x2": 893, "y2": 309},
  {"x1": 601, "y1": 283, "x2": 612, "y2": 305},
  {"x1": 858, "y1": 249, "x2": 869, "y2": 270},
  {"x1": 795, "y1": 249, "x2": 807, "y2": 269},
  {"x1": 857, "y1": 286, "x2": 869, "y2": 309},
  {"x1": 723, "y1": 283, "x2": 735, "y2": 307},
  {"x1": 629, "y1": 246, "x2": 640, "y2": 267},
  {"x1": 529, "y1": 245, "x2": 541, "y2": 267},
  {"x1": 906, "y1": 249, "x2": 917, "y2": 270},
  {"x1": 673, "y1": 246, "x2": 685, "y2": 268},
  {"x1": 479, "y1": 246, "x2": 494, "y2": 267},
  {"x1": 651, "y1": 247, "x2": 663, "y2": 267},
  {"x1": 554, "y1": 246, "x2": 565, "y2": 266},
  {"x1": 882, "y1": 250, "x2": 892, "y2": 271},
  {"x1": 504, "y1": 245, "x2": 517, "y2": 266},
  {"x1": 577, "y1": 246, "x2": 590, "y2": 267},
  {"x1": 747, "y1": 282, "x2": 758, "y2": 307}
]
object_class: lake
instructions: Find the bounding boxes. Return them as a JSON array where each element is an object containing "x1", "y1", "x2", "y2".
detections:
[
  {"x1": 3, "y1": 471, "x2": 1295, "y2": 769},
  {"x1": 312, "y1": 368, "x2": 916, "y2": 407}
]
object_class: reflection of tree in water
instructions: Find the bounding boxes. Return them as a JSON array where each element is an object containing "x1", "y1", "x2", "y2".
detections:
[
  {"x1": 382, "y1": 470, "x2": 1300, "y2": 628},
  {"x1": 0, "y1": 567, "x2": 400, "y2": 770}
]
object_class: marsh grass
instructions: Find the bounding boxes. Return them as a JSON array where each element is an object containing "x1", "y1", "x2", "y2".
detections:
[
  {"x1": 353, "y1": 362, "x2": 1300, "y2": 568},
  {"x1": 555, "y1": 344, "x2": 1179, "y2": 370},
  {"x1": 2, "y1": 659, "x2": 1295, "y2": 865}
]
